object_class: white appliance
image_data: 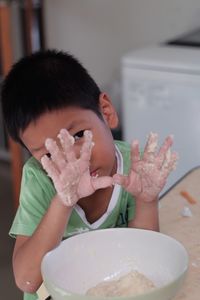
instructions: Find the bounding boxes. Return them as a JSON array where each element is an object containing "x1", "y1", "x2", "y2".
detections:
[{"x1": 122, "y1": 45, "x2": 200, "y2": 193}]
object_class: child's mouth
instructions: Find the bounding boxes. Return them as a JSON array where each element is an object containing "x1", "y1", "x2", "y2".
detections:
[{"x1": 90, "y1": 169, "x2": 98, "y2": 177}]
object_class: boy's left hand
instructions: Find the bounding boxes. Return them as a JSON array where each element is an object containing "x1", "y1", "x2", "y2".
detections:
[{"x1": 113, "y1": 132, "x2": 178, "y2": 202}]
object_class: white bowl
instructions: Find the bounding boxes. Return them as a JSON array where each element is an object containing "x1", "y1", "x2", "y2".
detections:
[{"x1": 41, "y1": 228, "x2": 188, "y2": 300}]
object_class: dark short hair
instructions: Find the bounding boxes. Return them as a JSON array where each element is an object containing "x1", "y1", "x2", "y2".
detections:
[{"x1": 1, "y1": 49, "x2": 102, "y2": 144}]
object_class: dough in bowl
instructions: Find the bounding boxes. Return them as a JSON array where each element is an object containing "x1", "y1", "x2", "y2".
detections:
[{"x1": 86, "y1": 271, "x2": 155, "y2": 297}]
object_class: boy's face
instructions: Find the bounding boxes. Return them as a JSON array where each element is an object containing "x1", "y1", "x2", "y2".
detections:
[{"x1": 20, "y1": 93, "x2": 119, "y2": 178}]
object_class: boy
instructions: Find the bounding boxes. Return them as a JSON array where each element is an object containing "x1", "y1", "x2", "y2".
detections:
[{"x1": 1, "y1": 50, "x2": 177, "y2": 300}]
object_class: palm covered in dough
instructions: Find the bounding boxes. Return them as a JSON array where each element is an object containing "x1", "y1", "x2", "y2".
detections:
[
  {"x1": 113, "y1": 133, "x2": 178, "y2": 202},
  {"x1": 41, "y1": 129, "x2": 113, "y2": 206}
]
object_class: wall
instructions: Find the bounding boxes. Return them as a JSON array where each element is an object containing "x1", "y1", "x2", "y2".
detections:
[{"x1": 43, "y1": 0, "x2": 200, "y2": 111}]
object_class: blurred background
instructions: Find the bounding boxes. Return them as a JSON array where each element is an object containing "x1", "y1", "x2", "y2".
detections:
[{"x1": 1, "y1": 0, "x2": 200, "y2": 299}]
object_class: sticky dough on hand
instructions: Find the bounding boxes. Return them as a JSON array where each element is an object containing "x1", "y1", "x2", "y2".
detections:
[
  {"x1": 41, "y1": 129, "x2": 113, "y2": 206},
  {"x1": 41, "y1": 129, "x2": 93, "y2": 206},
  {"x1": 113, "y1": 132, "x2": 178, "y2": 202}
]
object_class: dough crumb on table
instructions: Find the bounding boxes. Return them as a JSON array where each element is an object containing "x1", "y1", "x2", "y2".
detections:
[{"x1": 86, "y1": 271, "x2": 155, "y2": 297}]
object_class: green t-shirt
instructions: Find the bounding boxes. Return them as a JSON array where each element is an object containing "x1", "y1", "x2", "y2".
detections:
[{"x1": 9, "y1": 140, "x2": 135, "y2": 300}]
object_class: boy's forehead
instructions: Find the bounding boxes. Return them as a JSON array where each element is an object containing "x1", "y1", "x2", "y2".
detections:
[{"x1": 20, "y1": 107, "x2": 98, "y2": 150}]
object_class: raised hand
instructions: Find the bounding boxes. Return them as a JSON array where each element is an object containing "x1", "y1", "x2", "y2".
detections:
[
  {"x1": 113, "y1": 132, "x2": 178, "y2": 202},
  {"x1": 41, "y1": 129, "x2": 113, "y2": 206}
]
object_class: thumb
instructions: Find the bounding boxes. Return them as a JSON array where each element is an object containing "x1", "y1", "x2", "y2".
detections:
[
  {"x1": 113, "y1": 174, "x2": 129, "y2": 187},
  {"x1": 91, "y1": 176, "x2": 113, "y2": 191}
]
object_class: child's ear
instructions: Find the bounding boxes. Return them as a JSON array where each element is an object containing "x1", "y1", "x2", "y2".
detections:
[{"x1": 99, "y1": 93, "x2": 119, "y2": 129}]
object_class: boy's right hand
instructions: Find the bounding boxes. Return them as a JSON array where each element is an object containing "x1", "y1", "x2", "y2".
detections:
[{"x1": 41, "y1": 129, "x2": 113, "y2": 206}]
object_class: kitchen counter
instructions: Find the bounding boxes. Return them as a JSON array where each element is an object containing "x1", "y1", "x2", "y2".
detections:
[{"x1": 160, "y1": 167, "x2": 200, "y2": 299}]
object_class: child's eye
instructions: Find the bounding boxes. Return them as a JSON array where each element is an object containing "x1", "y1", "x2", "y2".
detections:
[
  {"x1": 46, "y1": 153, "x2": 51, "y2": 158},
  {"x1": 73, "y1": 130, "x2": 84, "y2": 141}
]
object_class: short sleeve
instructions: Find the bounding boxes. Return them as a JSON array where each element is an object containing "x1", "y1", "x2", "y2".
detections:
[{"x1": 9, "y1": 157, "x2": 56, "y2": 238}]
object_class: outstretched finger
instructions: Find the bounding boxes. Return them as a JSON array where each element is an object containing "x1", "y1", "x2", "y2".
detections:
[
  {"x1": 80, "y1": 130, "x2": 94, "y2": 163},
  {"x1": 131, "y1": 140, "x2": 140, "y2": 167},
  {"x1": 58, "y1": 129, "x2": 76, "y2": 162},
  {"x1": 143, "y1": 132, "x2": 158, "y2": 162},
  {"x1": 41, "y1": 154, "x2": 60, "y2": 184},
  {"x1": 45, "y1": 138, "x2": 66, "y2": 171},
  {"x1": 156, "y1": 135, "x2": 174, "y2": 168},
  {"x1": 162, "y1": 151, "x2": 178, "y2": 173}
]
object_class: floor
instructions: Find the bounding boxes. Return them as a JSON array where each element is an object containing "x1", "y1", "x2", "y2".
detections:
[{"x1": 0, "y1": 160, "x2": 23, "y2": 299}]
